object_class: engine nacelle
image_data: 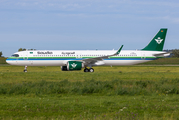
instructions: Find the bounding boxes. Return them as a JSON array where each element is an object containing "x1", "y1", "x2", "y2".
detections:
[
  {"x1": 61, "y1": 66, "x2": 68, "y2": 71},
  {"x1": 67, "y1": 61, "x2": 84, "y2": 71}
]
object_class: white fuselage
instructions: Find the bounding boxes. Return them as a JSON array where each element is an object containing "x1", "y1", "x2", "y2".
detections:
[{"x1": 6, "y1": 50, "x2": 168, "y2": 67}]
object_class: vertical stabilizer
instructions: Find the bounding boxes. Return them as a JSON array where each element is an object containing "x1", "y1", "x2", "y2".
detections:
[{"x1": 142, "y1": 28, "x2": 167, "y2": 51}]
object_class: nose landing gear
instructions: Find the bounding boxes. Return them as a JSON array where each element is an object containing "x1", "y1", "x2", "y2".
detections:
[{"x1": 24, "y1": 66, "x2": 27, "y2": 72}]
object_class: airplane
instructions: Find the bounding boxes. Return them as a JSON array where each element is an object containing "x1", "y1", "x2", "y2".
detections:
[{"x1": 6, "y1": 28, "x2": 170, "y2": 72}]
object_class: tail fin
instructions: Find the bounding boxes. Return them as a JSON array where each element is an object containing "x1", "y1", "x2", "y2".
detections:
[{"x1": 142, "y1": 28, "x2": 167, "y2": 51}]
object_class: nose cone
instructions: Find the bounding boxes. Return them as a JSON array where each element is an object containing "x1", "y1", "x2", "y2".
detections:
[
  {"x1": 6, "y1": 57, "x2": 10, "y2": 64},
  {"x1": 6, "y1": 57, "x2": 15, "y2": 65}
]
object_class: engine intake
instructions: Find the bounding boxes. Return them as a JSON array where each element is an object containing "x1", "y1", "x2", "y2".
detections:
[{"x1": 61, "y1": 66, "x2": 68, "y2": 71}]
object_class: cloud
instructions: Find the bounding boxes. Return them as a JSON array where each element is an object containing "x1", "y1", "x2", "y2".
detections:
[
  {"x1": 162, "y1": 16, "x2": 179, "y2": 24},
  {"x1": 1, "y1": 0, "x2": 179, "y2": 14},
  {"x1": 1, "y1": 0, "x2": 179, "y2": 25},
  {"x1": 133, "y1": 1, "x2": 179, "y2": 8}
]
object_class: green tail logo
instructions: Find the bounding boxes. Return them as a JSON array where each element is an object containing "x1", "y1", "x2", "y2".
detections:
[
  {"x1": 71, "y1": 63, "x2": 77, "y2": 68},
  {"x1": 142, "y1": 28, "x2": 167, "y2": 51}
]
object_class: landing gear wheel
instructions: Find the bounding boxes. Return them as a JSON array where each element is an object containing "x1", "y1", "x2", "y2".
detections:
[
  {"x1": 84, "y1": 68, "x2": 89, "y2": 72},
  {"x1": 89, "y1": 68, "x2": 94, "y2": 72},
  {"x1": 24, "y1": 66, "x2": 27, "y2": 72}
]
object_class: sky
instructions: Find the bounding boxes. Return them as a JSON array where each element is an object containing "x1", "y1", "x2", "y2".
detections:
[{"x1": 1, "y1": 0, "x2": 179, "y2": 57}]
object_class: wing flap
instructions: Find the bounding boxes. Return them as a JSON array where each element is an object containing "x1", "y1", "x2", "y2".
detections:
[{"x1": 82, "y1": 45, "x2": 123, "y2": 65}]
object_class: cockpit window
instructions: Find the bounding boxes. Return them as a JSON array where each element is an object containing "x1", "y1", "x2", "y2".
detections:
[{"x1": 11, "y1": 54, "x2": 19, "y2": 57}]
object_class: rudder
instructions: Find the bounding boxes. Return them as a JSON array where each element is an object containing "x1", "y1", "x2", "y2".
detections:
[{"x1": 142, "y1": 28, "x2": 167, "y2": 51}]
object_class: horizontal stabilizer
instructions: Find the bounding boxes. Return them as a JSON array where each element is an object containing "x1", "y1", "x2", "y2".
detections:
[{"x1": 153, "y1": 52, "x2": 171, "y2": 57}]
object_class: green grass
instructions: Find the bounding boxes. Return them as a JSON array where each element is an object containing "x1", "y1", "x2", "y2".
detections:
[
  {"x1": 139, "y1": 58, "x2": 179, "y2": 65},
  {"x1": 0, "y1": 77, "x2": 179, "y2": 96},
  {"x1": 0, "y1": 95, "x2": 178, "y2": 120},
  {"x1": 1, "y1": 65, "x2": 179, "y2": 83},
  {"x1": 0, "y1": 66, "x2": 179, "y2": 119}
]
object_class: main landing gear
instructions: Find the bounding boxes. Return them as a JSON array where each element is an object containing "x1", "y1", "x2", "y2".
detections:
[
  {"x1": 24, "y1": 66, "x2": 27, "y2": 72},
  {"x1": 84, "y1": 67, "x2": 94, "y2": 72}
]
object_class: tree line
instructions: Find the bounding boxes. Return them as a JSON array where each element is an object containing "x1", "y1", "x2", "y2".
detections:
[
  {"x1": 170, "y1": 49, "x2": 179, "y2": 57},
  {"x1": 0, "y1": 51, "x2": 2, "y2": 57},
  {"x1": 18, "y1": 48, "x2": 36, "y2": 51},
  {"x1": 0, "y1": 48, "x2": 36, "y2": 57}
]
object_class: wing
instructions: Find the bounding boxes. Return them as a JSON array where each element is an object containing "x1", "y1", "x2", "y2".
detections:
[{"x1": 82, "y1": 45, "x2": 123, "y2": 65}]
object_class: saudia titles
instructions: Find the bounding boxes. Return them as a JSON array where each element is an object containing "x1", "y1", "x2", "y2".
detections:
[
  {"x1": 62, "y1": 52, "x2": 75, "y2": 55},
  {"x1": 37, "y1": 51, "x2": 53, "y2": 54}
]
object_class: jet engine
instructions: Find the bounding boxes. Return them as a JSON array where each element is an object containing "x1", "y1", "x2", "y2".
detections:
[
  {"x1": 61, "y1": 66, "x2": 68, "y2": 71},
  {"x1": 61, "y1": 61, "x2": 84, "y2": 71}
]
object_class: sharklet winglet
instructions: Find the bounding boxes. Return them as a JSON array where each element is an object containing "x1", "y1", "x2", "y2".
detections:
[{"x1": 114, "y1": 45, "x2": 123, "y2": 55}]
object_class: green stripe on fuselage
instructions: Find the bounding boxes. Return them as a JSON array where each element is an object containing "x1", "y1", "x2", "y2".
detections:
[{"x1": 8, "y1": 56, "x2": 158, "y2": 60}]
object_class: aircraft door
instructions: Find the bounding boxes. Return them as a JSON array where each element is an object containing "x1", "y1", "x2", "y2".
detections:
[
  {"x1": 23, "y1": 51, "x2": 28, "y2": 60},
  {"x1": 141, "y1": 52, "x2": 146, "y2": 60}
]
